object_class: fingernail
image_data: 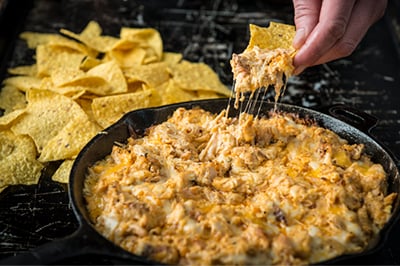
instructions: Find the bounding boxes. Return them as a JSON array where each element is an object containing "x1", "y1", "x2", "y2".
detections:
[
  {"x1": 292, "y1": 28, "x2": 305, "y2": 49},
  {"x1": 293, "y1": 65, "x2": 306, "y2": 75}
]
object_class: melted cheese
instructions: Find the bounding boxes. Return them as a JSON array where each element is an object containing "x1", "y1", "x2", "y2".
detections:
[
  {"x1": 84, "y1": 108, "x2": 396, "y2": 265},
  {"x1": 230, "y1": 46, "x2": 294, "y2": 107}
]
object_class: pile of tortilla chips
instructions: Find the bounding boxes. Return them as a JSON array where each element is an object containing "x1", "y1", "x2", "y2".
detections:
[{"x1": 0, "y1": 21, "x2": 231, "y2": 191}]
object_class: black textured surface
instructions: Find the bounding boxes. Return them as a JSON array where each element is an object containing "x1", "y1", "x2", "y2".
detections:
[{"x1": 0, "y1": 0, "x2": 400, "y2": 264}]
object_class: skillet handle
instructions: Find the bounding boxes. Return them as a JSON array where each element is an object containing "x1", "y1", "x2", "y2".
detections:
[
  {"x1": 0, "y1": 225, "x2": 143, "y2": 265},
  {"x1": 323, "y1": 104, "x2": 378, "y2": 133}
]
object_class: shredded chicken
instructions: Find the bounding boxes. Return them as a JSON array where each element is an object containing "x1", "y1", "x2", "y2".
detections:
[
  {"x1": 230, "y1": 46, "x2": 294, "y2": 108},
  {"x1": 84, "y1": 107, "x2": 396, "y2": 265}
]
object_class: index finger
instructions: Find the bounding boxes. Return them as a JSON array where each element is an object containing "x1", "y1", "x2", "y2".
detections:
[{"x1": 292, "y1": 0, "x2": 322, "y2": 49}]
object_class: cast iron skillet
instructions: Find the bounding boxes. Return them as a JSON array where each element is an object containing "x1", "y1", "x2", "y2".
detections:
[{"x1": 2, "y1": 98, "x2": 400, "y2": 265}]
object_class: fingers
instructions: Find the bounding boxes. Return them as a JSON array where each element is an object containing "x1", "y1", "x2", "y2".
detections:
[
  {"x1": 292, "y1": 0, "x2": 388, "y2": 75},
  {"x1": 312, "y1": 0, "x2": 388, "y2": 65},
  {"x1": 292, "y1": 0, "x2": 322, "y2": 49},
  {"x1": 293, "y1": 0, "x2": 357, "y2": 70}
]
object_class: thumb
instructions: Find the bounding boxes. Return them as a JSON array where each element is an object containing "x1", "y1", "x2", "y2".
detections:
[{"x1": 292, "y1": 0, "x2": 321, "y2": 49}]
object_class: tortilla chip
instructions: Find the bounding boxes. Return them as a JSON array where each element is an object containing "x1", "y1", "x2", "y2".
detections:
[
  {"x1": 162, "y1": 80, "x2": 198, "y2": 104},
  {"x1": 230, "y1": 22, "x2": 296, "y2": 108},
  {"x1": 36, "y1": 44, "x2": 87, "y2": 77},
  {"x1": 51, "y1": 68, "x2": 87, "y2": 87},
  {"x1": 0, "y1": 109, "x2": 26, "y2": 130},
  {"x1": 127, "y1": 81, "x2": 146, "y2": 93},
  {"x1": 91, "y1": 89, "x2": 153, "y2": 128},
  {"x1": 87, "y1": 60, "x2": 128, "y2": 94},
  {"x1": 169, "y1": 60, "x2": 231, "y2": 97},
  {"x1": 74, "y1": 97, "x2": 93, "y2": 119},
  {"x1": 120, "y1": 27, "x2": 163, "y2": 62},
  {"x1": 11, "y1": 89, "x2": 88, "y2": 152},
  {"x1": 76, "y1": 20, "x2": 102, "y2": 38},
  {"x1": 50, "y1": 39, "x2": 96, "y2": 57},
  {"x1": 8, "y1": 65, "x2": 37, "y2": 76},
  {"x1": 80, "y1": 56, "x2": 102, "y2": 71},
  {"x1": 161, "y1": 52, "x2": 183, "y2": 65},
  {"x1": 52, "y1": 159, "x2": 75, "y2": 183},
  {"x1": 65, "y1": 78, "x2": 112, "y2": 96},
  {"x1": 0, "y1": 85, "x2": 27, "y2": 113},
  {"x1": 39, "y1": 77, "x2": 86, "y2": 99},
  {"x1": 0, "y1": 130, "x2": 43, "y2": 188},
  {"x1": 3, "y1": 76, "x2": 42, "y2": 92},
  {"x1": 246, "y1": 22, "x2": 296, "y2": 51},
  {"x1": 20, "y1": 32, "x2": 67, "y2": 49},
  {"x1": 196, "y1": 90, "x2": 223, "y2": 100},
  {"x1": 39, "y1": 117, "x2": 101, "y2": 162},
  {"x1": 60, "y1": 21, "x2": 119, "y2": 52},
  {"x1": 21, "y1": 30, "x2": 96, "y2": 56},
  {"x1": 123, "y1": 62, "x2": 170, "y2": 87},
  {"x1": 110, "y1": 38, "x2": 139, "y2": 50},
  {"x1": 106, "y1": 46, "x2": 147, "y2": 68}
]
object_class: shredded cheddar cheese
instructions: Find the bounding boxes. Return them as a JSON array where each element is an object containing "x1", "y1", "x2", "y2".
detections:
[{"x1": 84, "y1": 107, "x2": 396, "y2": 265}]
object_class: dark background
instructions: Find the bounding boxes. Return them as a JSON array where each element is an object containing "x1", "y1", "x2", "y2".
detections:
[{"x1": 0, "y1": 0, "x2": 399, "y2": 264}]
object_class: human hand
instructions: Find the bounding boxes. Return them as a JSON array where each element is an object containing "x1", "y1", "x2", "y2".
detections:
[{"x1": 291, "y1": 0, "x2": 388, "y2": 75}]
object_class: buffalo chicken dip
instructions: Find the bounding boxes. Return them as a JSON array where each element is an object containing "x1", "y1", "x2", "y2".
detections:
[
  {"x1": 84, "y1": 107, "x2": 396, "y2": 265},
  {"x1": 230, "y1": 46, "x2": 294, "y2": 106}
]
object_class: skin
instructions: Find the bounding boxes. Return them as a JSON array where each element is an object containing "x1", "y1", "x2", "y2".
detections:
[{"x1": 291, "y1": 0, "x2": 388, "y2": 75}]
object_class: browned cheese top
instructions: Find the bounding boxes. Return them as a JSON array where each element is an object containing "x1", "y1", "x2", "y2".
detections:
[{"x1": 84, "y1": 107, "x2": 396, "y2": 265}]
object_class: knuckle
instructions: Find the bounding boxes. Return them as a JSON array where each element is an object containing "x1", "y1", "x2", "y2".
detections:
[
  {"x1": 293, "y1": 0, "x2": 319, "y2": 21},
  {"x1": 292, "y1": 0, "x2": 308, "y2": 11},
  {"x1": 325, "y1": 20, "x2": 347, "y2": 39},
  {"x1": 334, "y1": 40, "x2": 357, "y2": 57}
]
